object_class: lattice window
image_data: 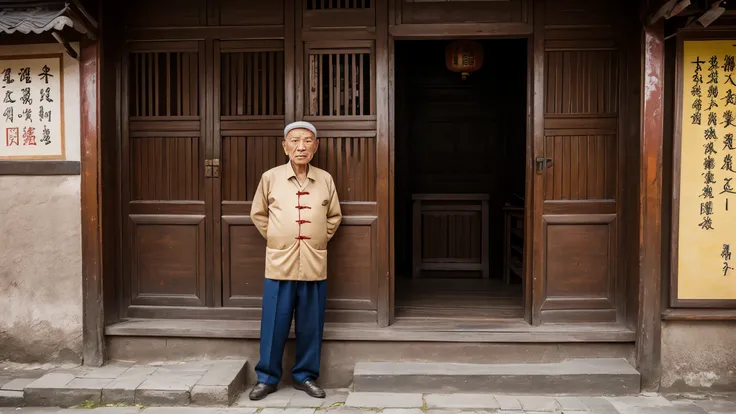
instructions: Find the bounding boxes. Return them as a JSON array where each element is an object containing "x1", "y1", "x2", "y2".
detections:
[
  {"x1": 128, "y1": 51, "x2": 200, "y2": 117},
  {"x1": 307, "y1": 48, "x2": 373, "y2": 117},
  {"x1": 306, "y1": 0, "x2": 371, "y2": 9},
  {"x1": 220, "y1": 51, "x2": 285, "y2": 117}
]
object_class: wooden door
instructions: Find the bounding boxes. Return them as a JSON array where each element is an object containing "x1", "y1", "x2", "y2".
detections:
[
  {"x1": 122, "y1": 41, "x2": 211, "y2": 316},
  {"x1": 214, "y1": 40, "x2": 288, "y2": 314},
  {"x1": 531, "y1": 0, "x2": 623, "y2": 325},
  {"x1": 118, "y1": 0, "x2": 386, "y2": 325},
  {"x1": 213, "y1": 36, "x2": 381, "y2": 323}
]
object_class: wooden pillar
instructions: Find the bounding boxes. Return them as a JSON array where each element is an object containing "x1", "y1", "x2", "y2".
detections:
[
  {"x1": 636, "y1": 19, "x2": 664, "y2": 391},
  {"x1": 377, "y1": 0, "x2": 391, "y2": 327},
  {"x1": 80, "y1": 32, "x2": 104, "y2": 365}
]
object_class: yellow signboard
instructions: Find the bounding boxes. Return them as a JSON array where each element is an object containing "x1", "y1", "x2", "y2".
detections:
[
  {"x1": 0, "y1": 54, "x2": 64, "y2": 160},
  {"x1": 677, "y1": 39, "x2": 736, "y2": 301}
]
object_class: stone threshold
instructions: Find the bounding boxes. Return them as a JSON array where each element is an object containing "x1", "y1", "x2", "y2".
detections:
[
  {"x1": 0, "y1": 359, "x2": 247, "y2": 408},
  {"x1": 105, "y1": 318, "x2": 636, "y2": 342}
]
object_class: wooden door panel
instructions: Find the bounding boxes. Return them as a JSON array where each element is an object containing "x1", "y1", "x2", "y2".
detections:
[
  {"x1": 218, "y1": 0, "x2": 285, "y2": 26},
  {"x1": 221, "y1": 136, "x2": 286, "y2": 202},
  {"x1": 130, "y1": 137, "x2": 202, "y2": 201},
  {"x1": 122, "y1": 41, "x2": 209, "y2": 313},
  {"x1": 541, "y1": 214, "x2": 617, "y2": 322},
  {"x1": 326, "y1": 218, "x2": 377, "y2": 310},
  {"x1": 534, "y1": 21, "x2": 623, "y2": 324},
  {"x1": 129, "y1": 215, "x2": 207, "y2": 306},
  {"x1": 312, "y1": 136, "x2": 377, "y2": 201},
  {"x1": 222, "y1": 216, "x2": 266, "y2": 307},
  {"x1": 303, "y1": 0, "x2": 375, "y2": 30},
  {"x1": 544, "y1": 135, "x2": 616, "y2": 201},
  {"x1": 544, "y1": 50, "x2": 618, "y2": 115}
]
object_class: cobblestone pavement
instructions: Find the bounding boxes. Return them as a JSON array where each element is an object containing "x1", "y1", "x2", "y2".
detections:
[{"x1": 2, "y1": 389, "x2": 736, "y2": 414}]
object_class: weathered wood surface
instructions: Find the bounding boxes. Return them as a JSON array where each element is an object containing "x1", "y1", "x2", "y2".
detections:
[
  {"x1": 636, "y1": 19, "x2": 664, "y2": 392},
  {"x1": 106, "y1": 318, "x2": 636, "y2": 342}
]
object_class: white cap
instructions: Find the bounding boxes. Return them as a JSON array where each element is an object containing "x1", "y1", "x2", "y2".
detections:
[{"x1": 284, "y1": 121, "x2": 317, "y2": 139}]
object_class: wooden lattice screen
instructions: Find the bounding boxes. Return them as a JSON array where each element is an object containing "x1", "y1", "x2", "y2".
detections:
[
  {"x1": 220, "y1": 51, "x2": 285, "y2": 117},
  {"x1": 306, "y1": 46, "x2": 373, "y2": 117},
  {"x1": 129, "y1": 51, "x2": 200, "y2": 117}
]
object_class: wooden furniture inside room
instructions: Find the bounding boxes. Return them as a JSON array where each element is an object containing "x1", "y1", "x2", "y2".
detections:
[
  {"x1": 411, "y1": 194, "x2": 490, "y2": 279},
  {"x1": 503, "y1": 206, "x2": 524, "y2": 284}
]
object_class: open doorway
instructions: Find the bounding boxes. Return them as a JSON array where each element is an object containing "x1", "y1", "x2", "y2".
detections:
[{"x1": 394, "y1": 39, "x2": 528, "y2": 320}]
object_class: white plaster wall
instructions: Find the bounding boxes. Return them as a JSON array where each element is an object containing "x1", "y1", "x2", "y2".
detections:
[
  {"x1": 0, "y1": 43, "x2": 82, "y2": 363},
  {"x1": 661, "y1": 321, "x2": 736, "y2": 393}
]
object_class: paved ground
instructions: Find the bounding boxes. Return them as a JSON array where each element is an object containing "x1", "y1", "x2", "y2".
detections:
[
  {"x1": 3, "y1": 362, "x2": 736, "y2": 413},
  {"x1": 2, "y1": 388, "x2": 736, "y2": 413},
  {"x1": 0, "y1": 360, "x2": 248, "y2": 407}
]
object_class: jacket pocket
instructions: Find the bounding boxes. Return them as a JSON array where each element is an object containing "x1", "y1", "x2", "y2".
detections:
[
  {"x1": 265, "y1": 244, "x2": 298, "y2": 279},
  {"x1": 302, "y1": 243, "x2": 328, "y2": 279}
]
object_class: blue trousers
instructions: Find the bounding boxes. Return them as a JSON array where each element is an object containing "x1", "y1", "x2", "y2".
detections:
[{"x1": 255, "y1": 279, "x2": 327, "y2": 385}]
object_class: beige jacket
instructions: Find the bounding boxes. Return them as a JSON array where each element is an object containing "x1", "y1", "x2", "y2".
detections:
[{"x1": 250, "y1": 162, "x2": 342, "y2": 281}]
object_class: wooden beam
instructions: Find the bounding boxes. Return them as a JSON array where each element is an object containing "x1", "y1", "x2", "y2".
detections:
[
  {"x1": 0, "y1": 161, "x2": 80, "y2": 175},
  {"x1": 662, "y1": 309, "x2": 736, "y2": 321},
  {"x1": 389, "y1": 23, "x2": 533, "y2": 39},
  {"x1": 636, "y1": 19, "x2": 664, "y2": 392},
  {"x1": 648, "y1": 0, "x2": 678, "y2": 25},
  {"x1": 80, "y1": 34, "x2": 105, "y2": 366}
]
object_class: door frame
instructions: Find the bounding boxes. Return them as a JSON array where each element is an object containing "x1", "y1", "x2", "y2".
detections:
[{"x1": 385, "y1": 28, "x2": 536, "y2": 326}]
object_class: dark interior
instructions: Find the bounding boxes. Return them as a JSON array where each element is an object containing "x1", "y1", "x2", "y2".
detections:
[{"x1": 394, "y1": 39, "x2": 528, "y2": 319}]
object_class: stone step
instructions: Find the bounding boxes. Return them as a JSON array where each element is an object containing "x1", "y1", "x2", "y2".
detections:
[
  {"x1": 0, "y1": 390, "x2": 23, "y2": 407},
  {"x1": 17, "y1": 359, "x2": 247, "y2": 408},
  {"x1": 353, "y1": 358, "x2": 641, "y2": 395}
]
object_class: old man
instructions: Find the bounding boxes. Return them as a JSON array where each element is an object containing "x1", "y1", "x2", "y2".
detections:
[{"x1": 248, "y1": 121, "x2": 342, "y2": 400}]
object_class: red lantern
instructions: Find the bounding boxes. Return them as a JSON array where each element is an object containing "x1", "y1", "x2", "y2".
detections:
[{"x1": 445, "y1": 40, "x2": 484, "y2": 80}]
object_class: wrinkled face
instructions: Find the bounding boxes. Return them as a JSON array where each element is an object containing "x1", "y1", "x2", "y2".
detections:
[{"x1": 283, "y1": 128, "x2": 318, "y2": 165}]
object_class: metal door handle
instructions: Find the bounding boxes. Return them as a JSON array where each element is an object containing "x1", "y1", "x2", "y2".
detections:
[
  {"x1": 535, "y1": 157, "x2": 552, "y2": 173},
  {"x1": 205, "y1": 159, "x2": 220, "y2": 178}
]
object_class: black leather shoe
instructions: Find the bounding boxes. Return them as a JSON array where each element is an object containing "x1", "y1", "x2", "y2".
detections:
[
  {"x1": 249, "y1": 383, "x2": 277, "y2": 400},
  {"x1": 294, "y1": 379, "x2": 326, "y2": 398}
]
